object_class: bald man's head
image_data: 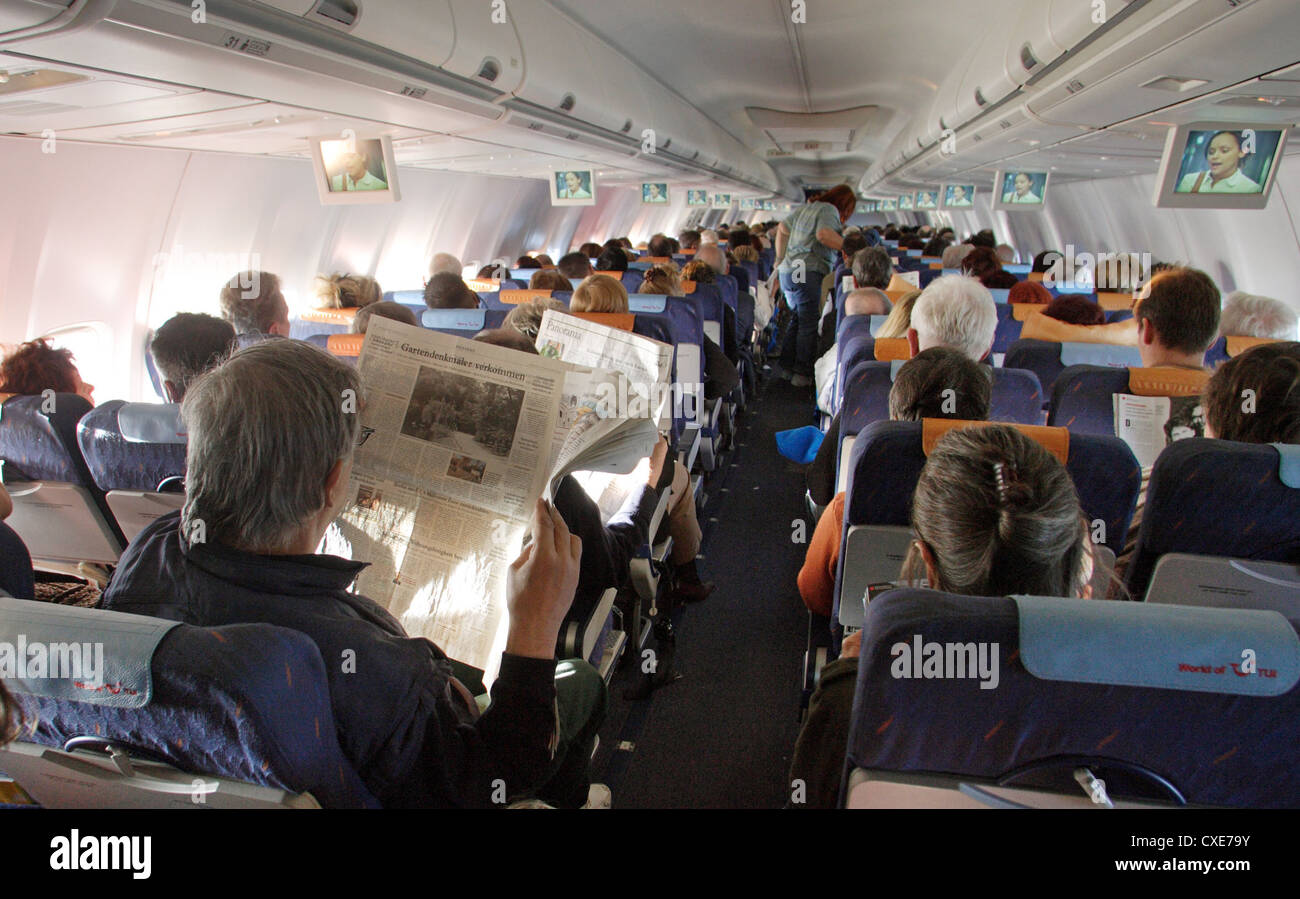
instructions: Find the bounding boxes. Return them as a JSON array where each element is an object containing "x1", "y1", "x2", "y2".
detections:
[
  {"x1": 844, "y1": 288, "x2": 892, "y2": 318},
  {"x1": 695, "y1": 244, "x2": 726, "y2": 274}
]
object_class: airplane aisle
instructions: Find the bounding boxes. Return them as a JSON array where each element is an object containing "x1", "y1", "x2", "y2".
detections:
[{"x1": 594, "y1": 374, "x2": 813, "y2": 809}]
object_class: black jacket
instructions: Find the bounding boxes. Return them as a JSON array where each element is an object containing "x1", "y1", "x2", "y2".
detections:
[{"x1": 101, "y1": 512, "x2": 558, "y2": 808}]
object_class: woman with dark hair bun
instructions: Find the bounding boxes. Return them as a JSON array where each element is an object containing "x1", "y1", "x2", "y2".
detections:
[{"x1": 790, "y1": 424, "x2": 1095, "y2": 808}]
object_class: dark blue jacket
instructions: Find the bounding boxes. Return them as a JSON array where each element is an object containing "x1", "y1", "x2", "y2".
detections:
[{"x1": 100, "y1": 511, "x2": 558, "y2": 808}]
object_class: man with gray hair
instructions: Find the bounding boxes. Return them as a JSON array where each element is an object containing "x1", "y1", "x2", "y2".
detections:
[
  {"x1": 101, "y1": 339, "x2": 607, "y2": 809},
  {"x1": 1220, "y1": 291, "x2": 1298, "y2": 340},
  {"x1": 219, "y1": 270, "x2": 291, "y2": 348},
  {"x1": 908, "y1": 274, "x2": 998, "y2": 362},
  {"x1": 427, "y1": 252, "x2": 463, "y2": 280},
  {"x1": 851, "y1": 247, "x2": 893, "y2": 290}
]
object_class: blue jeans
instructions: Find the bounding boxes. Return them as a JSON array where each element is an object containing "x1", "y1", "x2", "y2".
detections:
[{"x1": 779, "y1": 268, "x2": 824, "y2": 377}]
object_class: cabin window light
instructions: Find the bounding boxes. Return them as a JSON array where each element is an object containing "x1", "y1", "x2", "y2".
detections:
[
  {"x1": 477, "y1": 58, "x2": 501, "y2": 82},
  {"x1": 974, "y1": 87, "x2": 987, "y2": 107},
  {"x1": 43, "y1": 321, "x2": 114, "y2": 402},
  {"x1": 1020, "y1": 42, "x2": 1039, "y2": 71},
  {"x1": 620, "y1": 119, "x2": 632, "y2": 133},
  {"x1": 558, "y1": 93, "x2": 576, "y2": 112}
]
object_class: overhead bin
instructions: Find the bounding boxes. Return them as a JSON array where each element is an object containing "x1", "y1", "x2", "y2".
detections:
[
  {"x1": 440, "y1": 0, "x2": 522, "y2": 95},
  {"x1": 955, "y1": 28, "x2": 1020, "y2": 127},
  {"x1": 1026, "y1": 0, "x2": 1300, "y2": 128},
  {"x1": 1005, "y1": 0, "x2": 1122, "y2": 84}
]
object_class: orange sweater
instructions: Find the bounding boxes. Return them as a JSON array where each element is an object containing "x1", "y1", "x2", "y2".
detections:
[{"x1": 798, "y1": 492, "x2": 845, "y2": 618}]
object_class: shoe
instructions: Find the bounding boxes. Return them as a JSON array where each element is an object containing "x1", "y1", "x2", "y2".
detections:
[
  {"x1": 582, "y1": 783, "x2": 612, "y2": 809},
  {"x1": 671, "y1": 580, "x2": 716, "y2": 604},
  {"x1": 791, "y1": 373, "x2": 813, "y2": 388}
]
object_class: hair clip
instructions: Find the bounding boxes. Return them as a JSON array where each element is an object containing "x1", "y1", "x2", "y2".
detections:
[{"x1": 992, "y1": 460, "x2": 1017, "y2": 503}]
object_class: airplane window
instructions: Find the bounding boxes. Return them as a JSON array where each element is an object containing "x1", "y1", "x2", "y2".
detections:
[{"x1": 42, "y1": 321, "x2": 113, "y2": 402}]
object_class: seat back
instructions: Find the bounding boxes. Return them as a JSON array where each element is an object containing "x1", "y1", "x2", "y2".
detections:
[
  {"x1": 76, "y1": 401, "x2": 188, "y2": 543},
  {"x1": 420, "y1": 307, "x2": 508, "y2": 336},
  {"x1": 1126, "y1": 440, "x2": 1300, "y2": 598},
  {"x1": 846, "y1": 589, "x2": 1300, "y2": 808},
  {"x1": 1005, "y1": 339, "x2": 1141, "y2": 398},
  {"x1": 991, "y1": 317, "x2": 1022, "y2": 355},
  {"x1": 0, "y1": 394, "x2": 124, "y2": 564},
  {"x1": 656, "y1": 298, "x2": 705, "y2": 435},
  {"x1": 1147, "y1": 553, "x2": 1300, "y2": 617},
  {"x1": 1048, "y1": 364, "x2": 1207, "y2": 436},
  {"x1": 288, "y1": 307, "x2": 358, "y2": 340},
  {"x1": 691, "y1": 283, "x2": 727, "y2": 346},
  {"x1": 989, "y1": 367, "x2": 1044, "y2": 425},
  {"x1": 0, "y1": 596, "x2": 378, "y2": 809}
]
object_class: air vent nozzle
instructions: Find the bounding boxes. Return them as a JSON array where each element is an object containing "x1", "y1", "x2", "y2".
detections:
[
  {"x1": 1020, "y1": 42, "x2": 1039, "y2": 71},
  {"x1": 310, "y1": 0, "x2": 358, "y2": 28}
]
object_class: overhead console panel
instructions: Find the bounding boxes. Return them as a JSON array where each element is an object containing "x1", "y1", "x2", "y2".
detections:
[{"x1": 0, "y1": 0, "x2": 774, "y2": 192}]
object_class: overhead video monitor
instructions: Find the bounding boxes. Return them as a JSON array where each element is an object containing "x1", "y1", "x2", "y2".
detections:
[
  {"x1": 941, "y1": 183, "x2": 976, "y2": 208},
  {"x1": 898, "y1": 194, "x2": 914, "y2": 210},
  {"x1": 913, "y1": 189, "x2": 939, "y2": 210},
  {"x1": 309, "y1": 134, "x2": 400, "y2": 205},
  {"x1": 878, "y1": 197, "x2": 897, "y2": 211},
  {"x1": 713, "y1": 193, "x2": 732, "y2": 209},
  {"x1": 641, "y1": 182, "x2": 669, "y2": 204},
  {"x1": 1153, "y1": 121, "x2": 1289, "y2": 210},
  {"x1": 686, "y1": 189, "x2": 709, "y2": 207},
  {"x1": 552, "y1": 169, "x2": 596, "y2": 206},
  {"x1": 993, "y1": 170, "x2": 1049, "y2": 210}
]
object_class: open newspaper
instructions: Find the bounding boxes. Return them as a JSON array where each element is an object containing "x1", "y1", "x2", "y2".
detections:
[
  {"x1": 1113, "y1": 393, "x2": 1205, "y2": 470},
  {"x1": 536, "y1": 309, "x2": 675, "y2": 430},
  {"x1": 334, "y1": 316, "x2": 657, "y2": 684},
  {"x1": 534, "y1": 308, "x2": 675, "y2": 509}
]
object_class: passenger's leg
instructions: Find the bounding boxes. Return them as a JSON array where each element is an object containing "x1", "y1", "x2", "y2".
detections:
[
  {"x1": 793, "y1": 287, "x2": 821, "y2": 379},
  {"x1": 665, "y1": 460, "x2": 713, "y2": 603},
  {"x1": 777, "y1": 270, "x2": 799, "y2": 375},
  {"x1": 535, "y1": 658, "x2": 608, "y2": 808},
  {"x1": 666, "y1": 460, "x2": 701, "y2": 567},
  {"x1": 0, "y1": 523, "x2": 35, "y2": 600}
]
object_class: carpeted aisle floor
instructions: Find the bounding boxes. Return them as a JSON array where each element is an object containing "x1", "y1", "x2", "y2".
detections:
[{"x1": 594, "y1": 374, "x2": 817, "y2": 808}]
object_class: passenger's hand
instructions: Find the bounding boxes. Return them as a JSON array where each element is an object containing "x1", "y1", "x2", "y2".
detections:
[
  {"x1": 840, "y1": 630, "x2": 863, "y2": 659},
  {"x1": 646, "y1": 437, "x2": 669, "y2": 489},
  {"x1": 504, "y1": 499, "x2": 582, "y2": 659}
]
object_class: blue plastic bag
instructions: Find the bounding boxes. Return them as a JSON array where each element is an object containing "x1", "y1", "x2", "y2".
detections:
[{"x1": 775, "y1": 425, "x2": 825, "y2": 465}]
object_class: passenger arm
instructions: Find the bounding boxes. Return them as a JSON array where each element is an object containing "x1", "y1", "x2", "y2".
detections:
[
  {"x1": 816, "y1": 227, "x2": 844, "y2": 252},
  {"x1": 774, "y1": 222, "x2": 790, "y2": 264}
]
